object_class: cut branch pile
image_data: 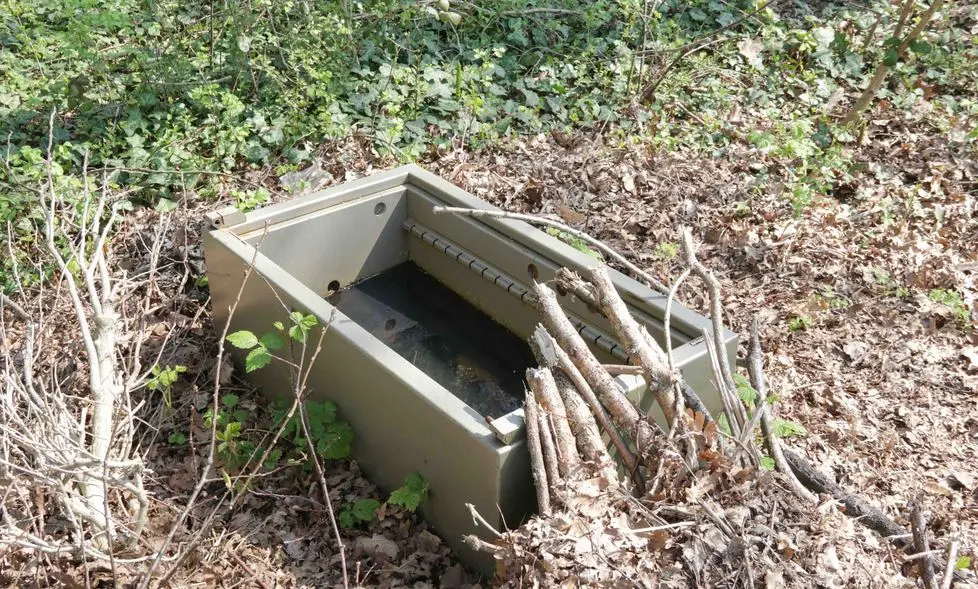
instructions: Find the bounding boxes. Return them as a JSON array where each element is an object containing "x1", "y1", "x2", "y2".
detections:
[{"x1": 439, "y1": 208, "x2": 975, "y2": 587}]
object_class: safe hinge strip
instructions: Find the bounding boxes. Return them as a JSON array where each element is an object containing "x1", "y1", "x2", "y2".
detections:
[{"x1": 403, "y1": 219, "x2": 629, "y2": 362}]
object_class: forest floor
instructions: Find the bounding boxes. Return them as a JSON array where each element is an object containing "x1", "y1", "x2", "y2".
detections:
[
  {"x1": 29, "y1": 115, "x2": 972, "y2": 588},
  {"x1": 1, "y1": 0, "x2": 976, "y2": 587}
]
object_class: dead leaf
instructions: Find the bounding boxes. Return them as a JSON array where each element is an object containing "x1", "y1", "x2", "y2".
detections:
[
  {"x1": 948, "y1": 470, "x2": 975, "y2": 491},
  {"x1": 737, "y1": 38, "x2": 764, "y2": 69},
  {"x1": 555, "y1": 203, "x2": 586, "y2": 224},
  {"x1": 843, "y1": 341, "x2": 869, "y2": 362},
  {"x1": 961, "y1": 346, "x2": 978, "y2": 371},
  {"x1": 355, "y1": 534, "x2": 399, "y2": 561},
  {"x1": 622, "y1": 173, "x2": 636, "y2": 194}
]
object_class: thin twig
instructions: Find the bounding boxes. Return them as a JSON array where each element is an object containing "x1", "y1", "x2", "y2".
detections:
[
  {"x1": 747, "y1": 318, "x2": 816, "y2": 504},
  {"x1": 466, "y1": 503, "x2": 504, "y2": 539},
  {"x1": 940, "y1": 539, "x2": 959, "y2": 589}
]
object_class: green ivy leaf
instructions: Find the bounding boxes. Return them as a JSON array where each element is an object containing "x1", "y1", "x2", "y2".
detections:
[
  {"x1": 908, "y1": 40, "x2": 931, "y2": 55},
  {"x1": 759, "y1": 456, "x2": 776, "y2": 470},
  {"x1": 168, "y1": 431, "x2": 187, "y2": 445},
  {"x1": 245, "y1": 346, "x2": 273, "y2": 372},
  {"x1": 956, "y1": 556, "x2": 971, "y2": 570},
  {"x1": 222, "y1": 394, "x2": 240, "y2": 409},
  {"x1": 772, "y1": 419, "x2": 807, "y2": 438},
  {"x1": 227, "y1": 331, "x2": 259, "y2": 349},
  {"x1": 155, "y1": 197, "x2": 178, "y2": 213},
  {"x1": 882, "y1": 48, "x2": 899, "y2": 68}
]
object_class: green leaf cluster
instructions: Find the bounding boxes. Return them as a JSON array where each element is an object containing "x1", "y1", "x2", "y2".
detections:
[
  {"x1": 389, "y1": 472, "x2": 430, "y2": 512},
  {"x1": 271, "y1": 399, "x2": 354, "y2": 462},
  {"x1": 147, "y1": 364, "x2": 187, "y2": 408},
  {"x1": 339, "y1": 498, "x2": 382, "y2": 529},
  {"x1": 226, "y1": 312, "x2": 318, "y2": 372}
]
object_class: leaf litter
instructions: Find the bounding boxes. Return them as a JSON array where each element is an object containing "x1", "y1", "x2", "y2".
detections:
[{"x1": 4, "y1": 107, "x2": 976, "y2": 587}]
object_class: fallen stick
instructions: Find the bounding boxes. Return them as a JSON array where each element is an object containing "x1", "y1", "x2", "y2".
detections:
[
  {"x1": 536, "y1": 399, "x2": 563, "y2": 504},
  {"x1": 940, "y1": 539, "x2": 959, "y2": 589},
  {"x1": 584, "y1": 267, "x2": 679, "y2": 424},
  {"x1": 523, "y1": 389, "x2": 551, "y2": 516},
  {"x1": 533, "y1": 281, "x2": 665, "y2": 463},
  {"x1": 530, "y1": 326, "x2": 626, "y2": 484},
  {"x1": 527, "y1": 367, "x2": 581, "y2": 478},
  {"x1": 553, "y1": 370, "x2": 618, "y2": 482},
  {"x1": 603, "y1": 364, "x2": 643, "y2": 376},
  {"x1": 746, "y1": 319, "x2": 815, "y2": 503},
  {"x1": 910, "y1": 501, "x2": 938, "y2": 589},
  {"x1": 782, "y1": 449, "x2": 970, "y2": 585},
  {"x1": 555, "y1": 269, "x2": 712, "y2": 423},
  {"x1": 680, "y1": 229, "x2": 748, "y2": 429},
  {"x1": 536, "y1": 326, "x2": 644, "y2": 488}
]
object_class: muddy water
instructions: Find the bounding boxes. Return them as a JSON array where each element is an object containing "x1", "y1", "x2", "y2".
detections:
[{"x1": 327, "y1": 262, "x2": 532, "y2": 418}]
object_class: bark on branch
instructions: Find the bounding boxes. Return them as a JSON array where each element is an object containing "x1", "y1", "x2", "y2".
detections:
[{"x1": 533, "y1": 281, "x2": 665, "y2": 463}]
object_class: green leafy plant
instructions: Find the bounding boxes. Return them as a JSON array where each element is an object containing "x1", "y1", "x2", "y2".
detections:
[
  {"x1": 816, "y1": 288, "x2": 852, "y2": 310},
  {"x1": 168, "y1": 431, "x2": 187, "y2": 446},
  {"x1": 732, "y1": 373, "x2": 759, "y2": 409},
  {"x1": 339, "y1": 498, "x2": 382, "y2": 529},
  {"x1": 272, "y1": 399, "x2": 354, "y2": 462},
  {"x1": 226, "y1": 311, "x2": 317, "y2": 372},
  {"x1": 146, "y1": 364, "x2": 187, "y2": 409},
  {"x1": 545, "y1": 228, "x2": 602, "y2": 260},
  {"x1": 929, "y1": 288, "x2": 972, "y2": 327},
  {"x1": 202, "y1": 394, "x2": 253, "y2": 469},
  {"x1": 654, "y1": 242, "x2": 680, "y2": 260},
  {"x1": 231, "y1": 188, "x2": 271, "y2": 213},
  {"x1": 771, "y1": 418, "x2": 807, "y2": 438},
  {"x1": 788, "y1": 315, "x2": 813, "y2": 332},
  {"x1": 389, "y1": 472, "x2": 430, "y2": 512},
  {"x1": 226, "y1": 313, "x2": 353, "y2": 471}
]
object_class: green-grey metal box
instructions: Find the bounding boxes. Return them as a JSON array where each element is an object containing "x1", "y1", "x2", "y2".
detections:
[{"x1": 202, "y1": 165, "x2": 736, "y2": 569}]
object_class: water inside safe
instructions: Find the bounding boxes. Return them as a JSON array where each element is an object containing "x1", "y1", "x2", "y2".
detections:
[{"x1": 327, "y1": 262, "x2": 534, "y2": 418}]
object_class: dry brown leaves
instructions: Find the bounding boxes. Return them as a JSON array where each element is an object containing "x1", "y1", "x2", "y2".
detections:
[{"x1": 423, "y1": 115, "x2": 975, "y2": 585}]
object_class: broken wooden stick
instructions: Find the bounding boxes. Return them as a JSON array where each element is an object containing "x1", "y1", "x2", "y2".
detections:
[
  {"x1": 536, "y1": 399, "x2": 563, "y2": 503},
  {"x1": 911, "y1": 500, "x2": 938, "y2": 589},
  {"x1": 552, "y1": 370, "x2": 618, "y2": 482},
  {"x1": 535, "y1": 326, "x2": 644, "y2": 488},
  {"x1": 533, "y1": 281, "x2": 665, "y2": 464},
  {"x1": 526, "y1": 367, "x2": 581, "y2": 478},
  {"x1": 585, "y1": 266, "x2": 680, "y2": 423},
  {"x1": 746, "y1": 318, "x2": 816, "y2": 503},
  {"x1": 523, "y1": 388, "x2": 551, "y2": 516},
  {"x1": 680, "y1": 228, "x2": 748, "y2": 429}
]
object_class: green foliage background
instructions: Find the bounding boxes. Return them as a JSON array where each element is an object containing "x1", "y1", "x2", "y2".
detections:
[{"x1": 1, "y1": 0, "x2": 975, "y2": 291}]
